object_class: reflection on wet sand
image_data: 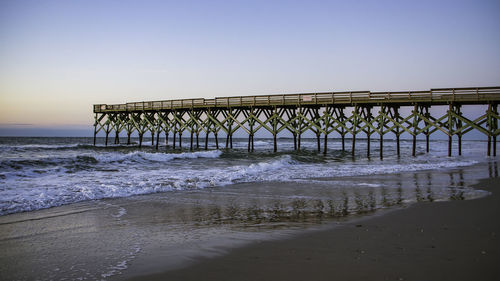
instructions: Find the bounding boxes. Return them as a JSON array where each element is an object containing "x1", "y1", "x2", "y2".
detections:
[{"x1": 128, "y1": 165, "x2": 495, "y2": 230}]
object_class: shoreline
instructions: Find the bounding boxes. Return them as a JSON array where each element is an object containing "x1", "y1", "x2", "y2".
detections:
[{"x1": 127, "y1": 175, "x2": 500, "y2": 281}]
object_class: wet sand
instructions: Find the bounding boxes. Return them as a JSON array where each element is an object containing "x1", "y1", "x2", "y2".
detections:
[{"x1": 128, "y1": 176, "x2": 500, "y2": 281}]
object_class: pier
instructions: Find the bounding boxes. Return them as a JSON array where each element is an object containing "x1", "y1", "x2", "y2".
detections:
[{"x1": 93, "y1": 86, "x2": 500, "y2": 157}]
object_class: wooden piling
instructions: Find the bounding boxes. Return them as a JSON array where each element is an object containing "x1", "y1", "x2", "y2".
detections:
[
  {"x1": 493, "y1": 104, "x2": 498, "y2": 157},
  {"x1": 352, "y1": 106, "x2": 358, "y2": 156},
  {"x1": 323, "y1": 133, "x2": 327, "y2": 155},
  {"x1": 448, "y1": 104, "x2": 453, "y2": 157},
  {"x1": 394, "y1": 107, "x2": 400, "y2": 157},
  {"x1": 412, "y1": 104, "x2": 417, "y2": 157},
  {"x1": 379, "y1": 106, "x2": 384, "y2": 159},
  {"x1": 155, "y1": 131, "x2": 160, "y2": 150},
  {"x1": 379, "y1": 132, "x2": 383, "y2": 160},
  {"x1": 426, "y1": 135, "x2": 430, "y2": 153},
  {"x1": 273, "y1": 134, "x2": 277, "y2": 153},
  {"x1": 367, "y1": 132, "x2": 371, "y2": 158},
  {"x1": 190, "y1": 131, "x2": 194, "y2": 150},
  {"x1": 316, "y1": 133, "x2": 320, "y2": 153},
  {"x1": 487, "y1": 103, "x2": 492, "y2": 156},
  {"x1": 396, "y1": 134, "x2": 400, "y2": 156},
  {"x1": 352, "y1": 133, "x2": 356, "y2": 156},
  {"x1": 173, "y1": 131, "x2": 176, "y2": 149},
  {"x1": 494, "y1": 135, "x2": 497, "y2": 157},
  {"x1": 205, "y1": 132, "x2": 209, "y2": 150},
  {"x1": 458, "y1": 135, "x2": 462, "y2": 156},
  {"x1": 447, "y1": 135, "x2": 452, "y2": 157},
  {"x1": 248, "y1": 134, "x2": 251, "y2": 152},
  {"x1": 488, "y1": 135, "x2": 491, "y2": 156},
  {"x1": 251, "y1": 134, "x2": 254, "y2": 152},
  {"x1": 456, "y1": 105, "x2": 462, "y2": 156},
  {"x1": 298, "y1": 133, "x2": 301, "y2": 151},
  {"x1": 293, "y1": 133, "x2": 297, "y2": 150},
  {"x1": 412, "y1": 135, "x2": 417, "y2": 157},
  {"x1": 425, "y1": 106, "x2": 430, "y2": 153},
  {"x1": 341, "y1": 133, "x2": 345, "y2": 152}
]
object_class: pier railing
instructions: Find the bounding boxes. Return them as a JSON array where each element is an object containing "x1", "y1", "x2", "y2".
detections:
[{"x1": 94, "y1": 86, "x2": 500, "y2": 113}]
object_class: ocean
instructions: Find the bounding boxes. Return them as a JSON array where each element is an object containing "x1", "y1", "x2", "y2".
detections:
[{"x1": 0, "y1": 136, "x2": 496, "y2": 280}]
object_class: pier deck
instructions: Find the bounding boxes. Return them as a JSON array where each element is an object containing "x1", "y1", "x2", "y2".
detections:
[{"x1": 93, "y1": 86, "x2": 500, "y2": 157}]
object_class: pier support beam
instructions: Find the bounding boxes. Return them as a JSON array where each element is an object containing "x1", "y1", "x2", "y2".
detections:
[
  {"x1": 492, "y1": 103, "x2": 498, "y2": 157},
  {"x1": 342, "y1": 132, "x2": 345, "y2": 152},
  {"x1": 316, "y1": 133, "x2": 320, "y2": 153},
  {"x1": 156, "y1": 131, "x2": 160, "y2": 150},
  {"x1": 105, "y1": 124, "x2": 110, "y2": 147},
  {"x1": 425, "y1": 106, "x2": 430, "y2": 153},
  {"x1": 173, "y1": 131, "x2": 176, "y2": 149},
  {"x1": 323, "y1": 133, "x2": 328, "y2": 155},
  {"x1": 205, "y1": 131, "x2": 209, "y2": 150},
  {"x1": 448, "y1": 135, "x2": 452, "y2": 157},
  {"x1": 379, "y1": 106, "x2": 385, "y2": 160},
  {"x1": 456, "y1": 105, "x2": 463, "y2": 156},
  {"x1": 394, "y1": 107, "x2": 401, "y2": 157},
  {"x1": 363, "y1": 106, "x2": 373, "y2": 158},
  {"x1": 274, "y1": 134, "x2": 277, "y2": 153},
  {"x1": 352, "y1": 106, "x2": 358, "y2": 156},
  {"x1": 179, "y1": 132, "x2": 182, "y2": 149},
  {"x1": 293, "y1": 133, "x2": 297, "y2": 150},
  {"x1": 412, "y1": 104, "x2": 418, "y2": 157},
  {"x1": 190, "y1": 131, "x2": 194, "y2": 150},
  {"x1": 248, "y1": 134, "x2": 251, "y2": 152},
  {"x1": 448, "y1": 104, "x2": 453, "y2": 157}
]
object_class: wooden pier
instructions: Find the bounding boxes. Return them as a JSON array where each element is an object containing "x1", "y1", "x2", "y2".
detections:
[{"x1": 93, "y1": 86, "x2": 500, "y2": 157}]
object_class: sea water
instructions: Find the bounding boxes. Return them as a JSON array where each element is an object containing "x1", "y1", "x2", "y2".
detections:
[{"x1": 0, "y1": 137, "x2": 490, "y2": 216}]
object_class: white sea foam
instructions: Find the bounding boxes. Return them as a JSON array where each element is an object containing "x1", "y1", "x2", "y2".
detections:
[
  {"x1": 0, "y1": 137, "x2": 488, "y2": 216},
  {"x1": 93, "y1": 150, "x2": 222, "y2": 163},
  {"x1": 0, "y1": 143, "x2": 82, "y2": 149},
  {"x1": 100, "y1": 243, "x2": 141, "y2": 279}
]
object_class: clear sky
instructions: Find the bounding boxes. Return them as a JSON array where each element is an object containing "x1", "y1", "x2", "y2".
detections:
[{"x1": 0, "y1": 0, "x2": 499, "y2": 136}]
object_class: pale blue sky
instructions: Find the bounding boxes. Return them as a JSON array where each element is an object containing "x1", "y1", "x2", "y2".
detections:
[{"x1": 0, "y1": 0, "x2": 499, "y2": 136}]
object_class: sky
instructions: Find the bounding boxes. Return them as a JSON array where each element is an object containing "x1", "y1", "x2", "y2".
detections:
[{"x1": 0, "y1": 0, "x2": 499, "y2": 136}]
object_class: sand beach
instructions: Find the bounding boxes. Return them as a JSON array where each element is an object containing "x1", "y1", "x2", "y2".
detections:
[{"x1": 127, "y1": 171, "x2": 500, "y2": 281}]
